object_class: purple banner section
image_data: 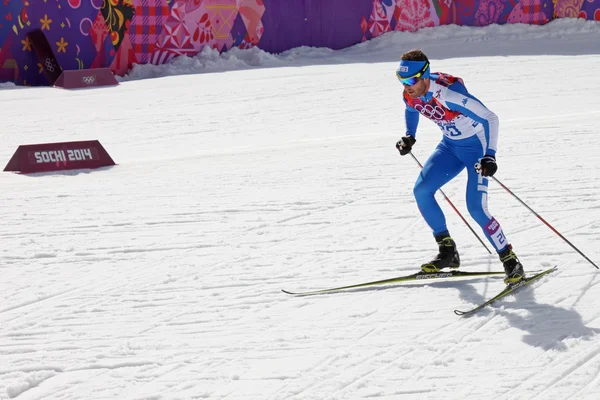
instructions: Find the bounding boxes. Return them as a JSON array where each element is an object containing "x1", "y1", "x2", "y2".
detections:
[
  {"x1": 0, "y1": 0, "x2": 599, "y2": 86},
  {"x1": 259, "y1": 0, "x2": 374, "y2": 52}
]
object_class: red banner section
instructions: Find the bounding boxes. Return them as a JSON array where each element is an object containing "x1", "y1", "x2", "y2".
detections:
[
  {"x1": 4, "y1": 140, "x2": 116, "y2": 174},
  {"x1": 54, "y1": 68, "x2": 119, "y2": 89}
]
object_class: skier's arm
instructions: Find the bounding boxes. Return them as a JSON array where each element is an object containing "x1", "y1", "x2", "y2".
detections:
[
  {"x1": 397, "y1": 101, "x2": 419, "y2": 155},
  {"x1": 445, "y1": 82, "x2": 499, "y2": 156},
  {"x1": 405, "y1": 103, "x2": 420, "y2": 138}
]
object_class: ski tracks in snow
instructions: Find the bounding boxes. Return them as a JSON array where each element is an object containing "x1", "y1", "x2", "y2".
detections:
[{"x1": 2, "y1": 44, "x2": 600, "y2": 399}]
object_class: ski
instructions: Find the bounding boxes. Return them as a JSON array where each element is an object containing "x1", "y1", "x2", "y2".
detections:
[
  {"x1": 282, "y1": 270, "x2": 504, "y2": 296},
  {"x1": 454, "y1": 266, "x2": 558, "y2": 316}
]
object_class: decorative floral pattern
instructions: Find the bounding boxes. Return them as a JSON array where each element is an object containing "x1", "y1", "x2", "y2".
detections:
[
  {"x1": 578, "y1": 0, "x2": 600, "y2": 19},
  {"x1": 507, "y1": 0, "x2": 550, "y2": 24},
  {"x1": 238, "y1": 0, "x2": 265, "y2": 47},
  {"x1": 454, "y1": 0, "x2": 478, "y2": 24},
  {"x1": 128, "y1": 0, "x2": 171, "y2": 65},
  {"x1": 1, "y1": 0, "x2": 600, "y2": 86},
  {"x1": 100, "y1": 0, "x2": 135, "y2": 50},
  {"x1": 436, "y1": 0, "x2": 455, "y2": 25},
  {"x1": 555, "y1": 0, "x2": 585, "y2": 16},
  {"x1": 396, "y1": 0, "x2": 436, "y2": 32},
  {"x1": 205, "y1": 0, "x2": 238, "y2": 51},
  {"x1": 369, "y1": 0, "x2": 393, "y2": 37},
  {"x1": 474, "y1": 0, "x2": 504, "y2": 25}
]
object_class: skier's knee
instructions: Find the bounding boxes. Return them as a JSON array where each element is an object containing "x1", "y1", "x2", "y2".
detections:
[
  {"x1": 466, "y1": 199, "x2": 488, "y2": 223},
  {"x1": 413, "y1": 180, "x2": 434, "y2": 203}
]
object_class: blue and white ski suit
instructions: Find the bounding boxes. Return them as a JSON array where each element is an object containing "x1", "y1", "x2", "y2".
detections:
[{"x1": 404, "y1": 72, "x2": 508, "y2": 252}]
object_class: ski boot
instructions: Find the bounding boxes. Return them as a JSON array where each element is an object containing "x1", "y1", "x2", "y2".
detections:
[
  {"x1": 499, "y1": 244, "x2": 525, "y2": 285},
  {"x1": 421, "y1": 235, "x2": 460, "y2": 273}
]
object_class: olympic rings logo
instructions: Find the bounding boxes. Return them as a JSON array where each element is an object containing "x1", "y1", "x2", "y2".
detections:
[
  {"x1": 415, "y1": 103, "x2": 446, "y2": 121},
  {"x1": 44, "y1": 58, "x2": 55, "y2": 72},
  {"x1": 82, "y1": 76, "x2": 96, "y2": 85}
]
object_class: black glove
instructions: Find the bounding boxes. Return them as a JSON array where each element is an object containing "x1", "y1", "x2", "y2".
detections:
[
  {"x1": 396, "y1": 135, "x2": 416, "y2": 156},
  {"x1": 476, "y1": 155, "x2": 497, "y2": 177}
]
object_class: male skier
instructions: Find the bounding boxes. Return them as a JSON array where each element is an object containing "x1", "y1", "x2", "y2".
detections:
[{"x1": 395, "y1": 49, "x2": 525, "y2": 285}]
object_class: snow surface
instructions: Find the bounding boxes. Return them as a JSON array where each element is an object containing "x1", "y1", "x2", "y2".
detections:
[{"x1": 2, "y1": 19, "x2": 600, "y2": 400}]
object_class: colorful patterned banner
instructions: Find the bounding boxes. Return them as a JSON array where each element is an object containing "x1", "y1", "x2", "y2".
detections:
[{"x1": 0, "y1": 0, "x2": 598, "y2": 85}]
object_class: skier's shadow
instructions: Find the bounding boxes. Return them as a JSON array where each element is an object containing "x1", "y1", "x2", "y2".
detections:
[
  {"x1": 450, "y1": 280, "x2": 600, "y2": 350},
  {"x1": 316, "y1": 272, "x2": 600, "y2": 350},
  {"x1": 496, "y1": 288, "x2": 600, "y2": 350},
  {"x1": 310, "y1": 273, "x2": 599, "y2": 350}
]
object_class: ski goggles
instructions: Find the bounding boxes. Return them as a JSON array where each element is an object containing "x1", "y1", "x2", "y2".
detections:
[{"x1": 396, "y1": 61, "x2": 430, "y2": 86}]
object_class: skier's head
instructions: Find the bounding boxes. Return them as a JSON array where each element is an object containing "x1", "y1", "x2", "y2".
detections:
[{"x1": 397, "y1": 49, "x2": 430, "y2": 98}]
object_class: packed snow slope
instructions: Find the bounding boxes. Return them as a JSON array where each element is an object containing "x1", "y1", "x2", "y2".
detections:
[{"x1": 1, "y1": 19, "x2": 600, "y2": 400}]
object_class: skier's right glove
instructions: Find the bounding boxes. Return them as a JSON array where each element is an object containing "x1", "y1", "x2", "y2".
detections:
[
  {"x1": 475, "y1": 155, "x2": 498, "y2": 177},
  {"x1": 396, "y1": 135, "x2": 416, "y2": 156}
]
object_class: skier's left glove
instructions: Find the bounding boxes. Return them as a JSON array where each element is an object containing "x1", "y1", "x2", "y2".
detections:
[
  {"x1": 396, "y1": 135, "x2": 416, "y2": 156},
  {"x1": 475, "y1": 155, "x2": 497, "y2": 177}
]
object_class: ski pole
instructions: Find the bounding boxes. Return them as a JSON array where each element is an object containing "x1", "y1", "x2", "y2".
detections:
[
  {"x1": 409, "y1": 152, "x2": 492, "y2": 254},
  {"x1": 491, "y1": 176, "x2": 598, "y2": 269}
]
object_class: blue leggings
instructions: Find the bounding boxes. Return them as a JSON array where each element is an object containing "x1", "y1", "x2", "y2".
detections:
[{"x1": 413, "y1": 138, "x2": 508, "y2": 252}]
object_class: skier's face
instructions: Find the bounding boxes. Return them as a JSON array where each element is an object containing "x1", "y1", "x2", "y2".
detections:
[{"x1": 404, "y1": 78, "x2": 429, "y2": 98}]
